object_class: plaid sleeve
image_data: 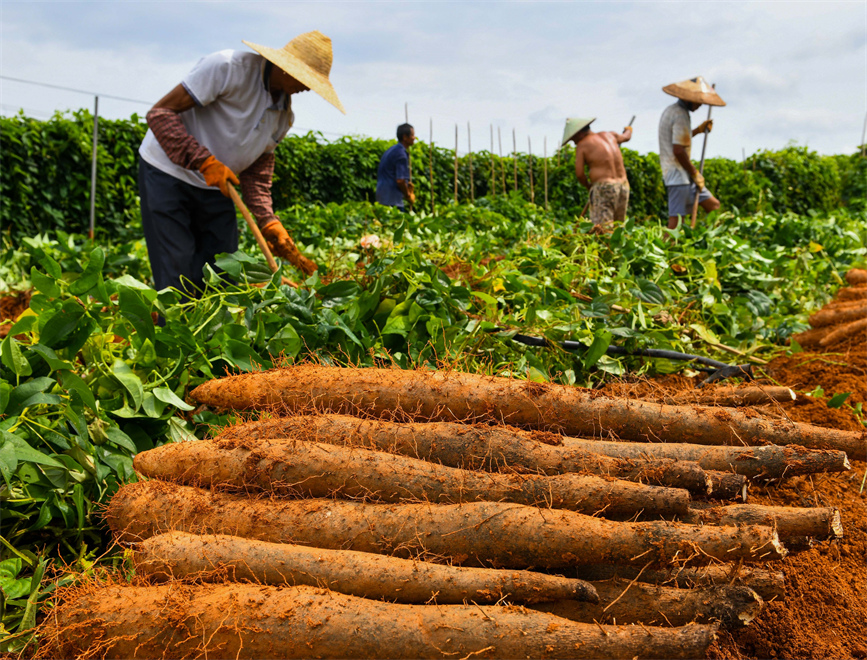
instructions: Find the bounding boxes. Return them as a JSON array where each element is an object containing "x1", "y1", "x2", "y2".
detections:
[
  {"x1": 239, "y1": 151, "x2": 277, "y2": 227},
  {"x1": 146, "y1": 108, "x2": 212, "y2": 170}
]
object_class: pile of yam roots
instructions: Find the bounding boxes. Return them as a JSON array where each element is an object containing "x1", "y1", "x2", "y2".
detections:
[
  {"x1": 794, "y1": 268, "x2": 867, "y2": 350},
  {"x1": 39, "y1": 364, "x2": 865, "y2": 659}
]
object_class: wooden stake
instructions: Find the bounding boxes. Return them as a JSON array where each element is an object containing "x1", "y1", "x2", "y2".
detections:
[
  {"x1": 490, "y1": 124, "x2": 496, "y2": 198},
  {"x1": 429, "y1": 118, "x2": 435, "y2": 215},
  {"x1": 528, "y1": 135, "x2": 534, "y2": 204},
  {"x1": 543, "y1": 136, "x2": 548, "y2": 211},
  {"x1": 405, "y1": 103, "x2": 413, "y2": 183},
  {"x1": 468, "y1": 122, "x2": 474, "y2": 203},
  {"x1": 454, "y1": 124, "x2": 459, "y2": 205},
  {"x1": 512, "y1": 128, "x2": 518, "y2": 192}
]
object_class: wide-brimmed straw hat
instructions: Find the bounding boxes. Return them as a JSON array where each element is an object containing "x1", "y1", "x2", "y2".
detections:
[
  {"x1": 243, "y1": 31, "x2": 345, "y2": 114},
  {"x1": 662, "y1": 76, "x2": 725, "y2": 107},
  {"x1": 561, "y1": 117, "x2": 596, "y2": 147}
]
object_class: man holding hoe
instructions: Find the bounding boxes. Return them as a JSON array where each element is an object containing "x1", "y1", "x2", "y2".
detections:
[
  {"x1": 564, "y1": 117, "x2": 633, "y2": 233},
  {"x1": 658, "y1": 76, "x2": 725, "y2": 230},
  {"x1": 376, "y1": 123, "x2": 416, "y2": 211},
  {"x1": 138, "y1": 31, "x2": 345, "y2": 296}
]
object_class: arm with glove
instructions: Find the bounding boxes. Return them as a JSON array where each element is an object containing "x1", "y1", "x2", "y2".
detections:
[
  {"x1": 146, "y1": 84, "x2": 239, "y2": 195},
  {"x1": 239, "y1": 152, "x2": 317, "y2": 276}
]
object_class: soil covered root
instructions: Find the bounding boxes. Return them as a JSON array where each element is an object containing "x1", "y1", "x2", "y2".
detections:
[
  {"x1": 679, "y1": 503, "x2": 843, "y2": 542},
  {"x1": 214, "y1": 414, "x2": 714, "y2": 494},
  {"x1": 575, "y1": 564, "x2": 785, "y2": 602},
  {"x1": 660, "y1": 386, "x2": 796, "y2": 407},
  {"x1": 133, "y1": 531, "x2": 598, "y2": 604},
  {"x1": 133, "y1": 437, "x2": 692, "y2": 518},
  {"x1": 706, "y1": 471, "x2": 748, "y2": 501},
  {"x1": 845, "y1": 268, "x2": 867, "y2": 286},
  {"x1": 36, "y1": 582, "x2": 720, "y2": 660},
  {"x1": 835, "y1": 284, "x2": 867, "y2": 302},
  {"x1": 808, "y1": 303, "x2": 867, "y2": 328},
  {"x1": 190, "y1": 365, "x2": 865, "y2": 458},
  {"x1": 107, "y1": 481, "x2": 787, "y2": 568},
  {"x1": 532, "y1": 580, "x2": 763, "y2": 629},
  {"x1": 558, "y1": 437, "x2": 851, "y2": 480},
  {"x1": 819, "y1": 317, "x2": 867, "y2": 348}
]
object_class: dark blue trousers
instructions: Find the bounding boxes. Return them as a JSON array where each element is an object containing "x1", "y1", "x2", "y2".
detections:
[{"x1": 139, "y1": 159, "x2": 238, "y2": 297}]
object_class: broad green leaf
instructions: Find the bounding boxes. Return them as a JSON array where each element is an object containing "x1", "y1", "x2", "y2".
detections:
[
  {"x1": 152, "y1": 387, "x2": 194, "y2": 411},
  {"x1": 111, "y1": 360, "x2": 143, "y2": 411},
  {"x1": 827, "y1": 392, "x2": 851, "y2": 409},
  {"x1": 0, "y1": 335, "x2": 32, "y2": 377},
  {"x1": 0, "y1": 432, "x2": 63, "y2": 468},
  {"x1": 0, "y1": 442, "x2": 17, "y2": 487},
  {"x1": 57, "y1": 370, "x2": 96, "y2": 411},
  {"x1": 30, "y1": 267, "x2": 60, "y2": 298},
  {"x1": 583, "y1": 330, "x2": 612, "y2": 369},
  {"x1": 38, "y1": 300, "x2": 85, "y2": 349},
  {"x1": 68, "y1": 247, "x2": 105, "y2": 295},
  {"x1": 28, "y1": 345, "x2": 74, "y2": 372}
]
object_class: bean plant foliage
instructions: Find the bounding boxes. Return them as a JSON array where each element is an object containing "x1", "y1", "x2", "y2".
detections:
[{"x1": 0, "y1": 196, "x2": 865, "y2": 648}]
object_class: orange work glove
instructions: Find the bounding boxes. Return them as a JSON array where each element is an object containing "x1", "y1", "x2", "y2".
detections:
[
  {"x1": 693, "y1": 171, "x2": 706, "y2": 190},
  {"x1": 695, "y1": 119, "x2": 713, "y2": 134},
  {"x1": 261, "y1": 220, "x2": 318, "y2": 276},
  {"x1": 199, "y1": 155, "x2": 239, "y2": 196}
]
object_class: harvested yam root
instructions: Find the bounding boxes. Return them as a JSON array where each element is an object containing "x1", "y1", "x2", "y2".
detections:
[
  {"x1": 557, "y1": 437, "x2": 850, "y2": 480},
  {"x1": 190, "y1": 365, "x2": 865, "y2": 458},
  {"x1": 532, "y1": 580, "x2": 763, "y2": 628},
  {"x1": 836, "y1": 285, "x2": 866, "y2": 302},
  {"x1": 575, "y1": 564, "x2": 786, "y2": 602},
  {"x1": 706, "y1": 471, "x2": 748, "y2": 501},
  {"x1": 134, "y1": 531, "x2": 599, "y2": 604},
  {"x1": 681, "y1": 503, "x2": 843, "y2": 541},
  {"x1": 845, "y1": 269, "x2": 867, "y2": 286},
  {"x1": 107, "y1": 481, "x2": 787, "y2": 568},
  {"x1": 819, "y1": 317, "x2": 867, "y2": 348},
  {"x1": 214, "y1": 414, "x2": 714, "y2": 494},
  {"x1": 36, "y1": 582, "x2": 720, "y2": 660},
  {"x1": 134, "y1": 438, "x2": 691, "y2": 517},
  {"x1": 808, "y1": 303, "x2": 866, "y2": 328}
]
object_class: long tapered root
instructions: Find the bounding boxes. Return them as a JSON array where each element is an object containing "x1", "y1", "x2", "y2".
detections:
[
  {"x1": 134, "y1": 438, "x2": 692, "y2": 517},
  {"x1": 36, "y1": 582, "x2": 720, "y2": 660},
  {"x1": 133, "y1": 531, "x2": 599, "y2": 604},
  {"x1": 190, "y1": 365, "x2": 865, "y2": 458},
  {"x1": 106, "y1": 481, "x2": 787, "y2": 568}
]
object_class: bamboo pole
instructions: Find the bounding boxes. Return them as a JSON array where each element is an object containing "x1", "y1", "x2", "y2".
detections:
[
  {"x1": 467, "y1": 122, "x2": 474, "y2": 202},
  {"x1": 512, "y1": 128, "x2": 518, "y2": 192},
  {"x1": 88, "y1": 95, "x2": 98, "y2": 241},
  {"x1": 429, "y1": 118, "x2": 435, "y2": 215},
  {"x1": 490, "y1": 124, "x2": 496, "y2": 198},
  {"x1": 528, "y1": 136, "x2": 534, "y2": 204},
  {"x1": 405, "y1": 103, "x2": 412, "y2": 182},
  {"x1": 543, "y1": 136, "x2": 548, "y2": 211},
  {"x1": 690, "y1": 84, "x2": 715, "y2": 228},
  {"x1": 454, "y1": 124, "x2": 459, "y2": 205}
]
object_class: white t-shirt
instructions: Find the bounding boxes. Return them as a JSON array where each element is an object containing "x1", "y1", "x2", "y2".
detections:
[
  {"x1": 658, "y1": 102, "x2": 692, "y2": 186},
  {"x1": 139, "y1": 50, "x2": 294, "y2": 189}
]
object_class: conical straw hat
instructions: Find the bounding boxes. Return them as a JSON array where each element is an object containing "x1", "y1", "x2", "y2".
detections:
[
  {"x1": 662, "y1": 76, "x2": 725, "y2": 107},
  {"x1": 243, "y1": 31, "x2": 345, "y2": 114},
  {"x1": 561, "y1": 117, "x2": 596, "y2": 147}
]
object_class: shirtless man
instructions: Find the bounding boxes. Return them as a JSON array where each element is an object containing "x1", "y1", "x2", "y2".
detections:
[{"x1": 563, "y1": 117, "x2": 632, "y2": 232}]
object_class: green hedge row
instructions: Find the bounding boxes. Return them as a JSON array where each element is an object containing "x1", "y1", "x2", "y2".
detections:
[{"x1": 1, "y1": 111, "x2": 863, "y2": 241}]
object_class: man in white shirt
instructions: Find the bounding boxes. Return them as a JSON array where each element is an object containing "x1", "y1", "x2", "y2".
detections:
[
  {"x1": 658, "y1": 77, "x2": 725, "y2": 230},
  {"x1": 139, "y1": 31, "x2": 344, "y2": 296}
]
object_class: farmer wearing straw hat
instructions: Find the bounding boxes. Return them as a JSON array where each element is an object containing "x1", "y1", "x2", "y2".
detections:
[
  {"x1": 562, "y1": 117, "x2": 633, "y2": 233},
  {"x1": 138, "y1": 31, "x2": 344, "y2": 296},
  {"x1": 658, "y1": 76, "x2": 724, "y2": 230}
]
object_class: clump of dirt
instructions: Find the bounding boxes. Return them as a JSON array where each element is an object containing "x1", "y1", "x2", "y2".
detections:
[{"x1": 0, "y1": 289, "x2": 32, "y2": 338}]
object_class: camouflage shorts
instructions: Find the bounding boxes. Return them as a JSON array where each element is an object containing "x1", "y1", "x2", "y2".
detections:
[{"x1": 589, "y1": 180, "x2": 630, "y2": 227}]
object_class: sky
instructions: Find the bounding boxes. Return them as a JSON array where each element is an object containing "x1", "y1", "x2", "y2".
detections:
[{"x1": 1, "y1": 1, "x2": 865, "y2": 160}]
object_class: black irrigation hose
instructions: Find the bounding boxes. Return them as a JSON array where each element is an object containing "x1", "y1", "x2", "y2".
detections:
[{"x1": 510, "y1": 333, "x2": 730, "y2": 369}]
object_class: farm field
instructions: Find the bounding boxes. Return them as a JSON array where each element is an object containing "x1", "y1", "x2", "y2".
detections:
[{"x1": 0, "y1": 124, "x2": 866, "y2": 658}]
